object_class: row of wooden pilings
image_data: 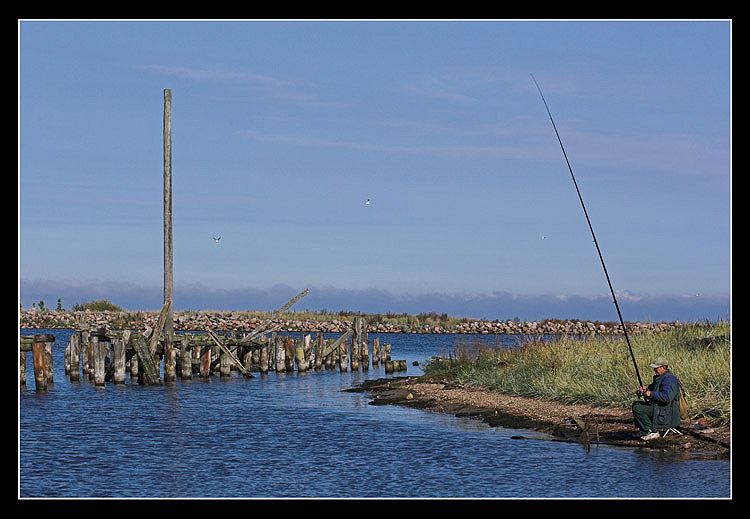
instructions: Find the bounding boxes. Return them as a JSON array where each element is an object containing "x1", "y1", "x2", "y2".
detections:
[{"x1": 20, "y1": 316, "x2": 408, "y2": 390}]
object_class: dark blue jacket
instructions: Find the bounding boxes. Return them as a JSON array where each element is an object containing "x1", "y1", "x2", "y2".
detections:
[{"x1": 646, "y1": 370, "x2": 682, "y2": 428}]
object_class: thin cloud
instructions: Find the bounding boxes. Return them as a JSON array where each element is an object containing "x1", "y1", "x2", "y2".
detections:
[
  {"x1": 20, "y1": 279, "x2": 729, "y2": 322},
  {"x1": 238, "y1": 129, "x2": 543, "y2": 160},
  {"x1": 135, "y1": 64, "x2": 314, "y2": 88}
]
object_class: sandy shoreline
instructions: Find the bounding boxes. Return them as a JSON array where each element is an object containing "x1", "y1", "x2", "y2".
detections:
[{"x1": 349, "y1": 376, "x2": 730, "y2": 458}]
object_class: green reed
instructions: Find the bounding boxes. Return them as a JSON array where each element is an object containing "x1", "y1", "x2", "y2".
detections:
[{"x1": 423, "y1": 321, "x2": 730, "y2": 426}]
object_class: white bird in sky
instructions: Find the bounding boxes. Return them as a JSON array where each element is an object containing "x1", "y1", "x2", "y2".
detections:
[
  {"x1": 213, "y1": 236, "x2": 221, "y2": 243},
  {"x1": 365, "y1": 199, "x2": 371, "y2": 205}
]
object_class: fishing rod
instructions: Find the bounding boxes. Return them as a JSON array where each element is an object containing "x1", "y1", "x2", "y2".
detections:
[{"x1": 530, "y1": 73, "x2": 645, "y2": 391}]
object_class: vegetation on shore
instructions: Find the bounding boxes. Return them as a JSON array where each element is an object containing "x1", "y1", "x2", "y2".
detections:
[{"x1": 422, "y1": 321, "x2": 731, "y2": 428}]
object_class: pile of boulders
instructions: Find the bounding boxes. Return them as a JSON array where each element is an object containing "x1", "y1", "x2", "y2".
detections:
[{"x1": 19, "y1": 308, "x2": 682, "y2": 335}]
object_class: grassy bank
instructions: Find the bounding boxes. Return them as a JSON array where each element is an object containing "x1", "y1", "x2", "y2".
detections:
[{"x1": 422, "y1": 321, "x2": 731, "y2": 427}]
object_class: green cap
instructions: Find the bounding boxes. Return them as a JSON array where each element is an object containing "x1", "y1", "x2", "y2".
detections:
[{"x1": 648, "y1": 357, "x2": 669, "y2": 368}]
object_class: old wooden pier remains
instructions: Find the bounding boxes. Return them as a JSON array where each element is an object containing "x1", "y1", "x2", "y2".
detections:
[
  {"x1": 20, "y1": 293, "x2": 407, "y2": 391},
  {"x1": 19, "y1": 90, "x2": 410, "y2": 391}
]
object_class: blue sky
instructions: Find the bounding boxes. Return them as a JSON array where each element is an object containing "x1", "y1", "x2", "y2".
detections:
[{"x1": 19, "y1": 19, "x2": 731, "y2": 321}]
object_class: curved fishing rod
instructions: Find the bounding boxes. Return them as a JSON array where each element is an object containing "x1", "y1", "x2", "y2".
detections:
[{"x1": 530, "y1": 73, "x2": 644, "y2": 391}]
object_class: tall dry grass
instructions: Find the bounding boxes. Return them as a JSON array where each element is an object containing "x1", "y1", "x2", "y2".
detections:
[{"x1": 424, "y1": 321, "x2": 730, "y2": 426}]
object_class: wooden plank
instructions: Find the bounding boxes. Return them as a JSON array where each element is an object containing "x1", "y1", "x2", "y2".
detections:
[
  {"x1": 320, "y1": 329, "x2": 353, "y2": 358},
  {"x1": 149, "y1": 300, "x2": 172, "y2": 356},
  {"x1": 205, "y1": 329, "x2": 254, "y2": 378},
  {"x1": 242, "y1": 288, "x2": 309, "y2": 342},
  {"x1": 130, "y1": 333, "x2": 162, "y2": 385}
]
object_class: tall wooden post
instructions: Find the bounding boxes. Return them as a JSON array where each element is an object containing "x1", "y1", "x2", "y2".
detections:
[{"x1": 163, "y1": 88, "x2": 175, "y2": 382}]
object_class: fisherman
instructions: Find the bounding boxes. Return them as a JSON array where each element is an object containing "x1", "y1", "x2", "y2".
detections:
[{"x1": 631, "y1": 357, "x2": 683, "y2": 440}]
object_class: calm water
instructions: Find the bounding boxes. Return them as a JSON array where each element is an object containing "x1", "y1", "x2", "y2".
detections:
[{"x1": 19, "y1": 329, "x2": 730, "y2": 498}]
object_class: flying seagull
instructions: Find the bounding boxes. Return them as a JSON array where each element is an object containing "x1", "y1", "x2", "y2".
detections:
[
  {"x1": 213, "y1": 236, "x2": 222, "y2": 243},
  {"x1": 365, "y1": 199, "x2": 371, "y2": 205}
]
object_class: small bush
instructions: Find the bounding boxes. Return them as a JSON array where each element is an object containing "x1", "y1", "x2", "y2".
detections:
[{"x1": 72, "y1": 299, "x2": 124, "y2": 312}]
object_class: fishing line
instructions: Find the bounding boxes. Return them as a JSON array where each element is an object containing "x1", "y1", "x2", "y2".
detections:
[{"x1": 530, "y1": 73, "x2": 644, "y2": 391}]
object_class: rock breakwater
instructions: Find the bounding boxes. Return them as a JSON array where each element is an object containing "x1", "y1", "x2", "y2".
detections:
[{"x1": 19, "y1": 308, "x2": 684, "y2": 335}]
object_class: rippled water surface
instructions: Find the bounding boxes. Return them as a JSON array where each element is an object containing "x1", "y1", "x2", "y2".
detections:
[{"x1": 19, "y1": 329, "x2": 730, "y2": 498}]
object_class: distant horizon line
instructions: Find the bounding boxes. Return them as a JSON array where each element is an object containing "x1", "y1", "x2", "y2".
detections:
[{"x1": 19, "y1": 278, "x2": 731, "y2": 323}]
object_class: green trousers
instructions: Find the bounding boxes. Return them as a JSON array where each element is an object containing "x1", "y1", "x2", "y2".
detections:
[{"x1": 632, "y1": 401, "x2": 654, "y2": 431}]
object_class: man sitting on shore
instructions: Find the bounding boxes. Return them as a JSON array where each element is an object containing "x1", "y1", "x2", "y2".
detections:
[{"x1": 631, "y1": 357, "x2": 682, "y2": 440}]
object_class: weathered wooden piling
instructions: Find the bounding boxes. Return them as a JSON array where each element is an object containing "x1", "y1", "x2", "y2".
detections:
[
  {"x1": 324, "y1": 340, "x2": 335, "y2": 370},
  {"x1": 200, "y1": 344, "x2": 211, "y2": 378},
  {"x1": 384, "y1": 359, "x2": 407, "y2": 373},
  {"x1": 20, "y1": 350, "x2": 26, "y2": 388},
  {"x1": 113, "y1": 337, "x2": 126, "y2": 385},
  {"x1": 64, "y1": 340, "x2": 70, "y2": 375},
  {"x1": 314, "y1": 334, "x2": 324, "y2": 370},
  {"x1": 220, "y1": 346, "x2": 231, "y2": 378},
  {"x1": 339, "y1": 340, "x2": 349, "y2": 372},
  {"x1": 179, "y1": 335, "x2": 192, "y2": 380},
  {"x1": 273, "y1": 334, "x2": 284, "y2": 373},
  {"x1": 361, "y1": 339, "x2": 369, "y2": 371},
  {"x1": 259, "y1": 340, "x2": 269, "y2": 375},
  {"x1": 45, "y1": 340, "x2": 54, "y2": 383},
  {"x1": 69, "y1": 332, "x2": 80, "y2": 382},
  {"x1": 88, "y1": 335, "x2": 97, "y2": 381},
  {"x1": 129, "y1": 348, "x2": 138, "y2": 378},
  {"x1": 32, "y1": 337, "x2": 48, "y2": 390},
  {"x1": 382, "y1": 343, "x2": 391, "y2": 364},
  {"x1": 304, "y1": 334, "x2": 314, "y2": 370},
  {"x1": 24, "y1": 298, "x2": 410, "y2": 394},
  {"x1": 284, "y1": 336, "x2": 294, "y2": 372},
  {"x1": 372, "y1": 338, "x2": 380, "y2": 367},
  {"x1": 351, "y1": 316, "x2": 364, "y2": 370},
  {"x1": 294, "y1": 338, "x2": 307, "y2": 372},
  {"x1": 93, "y1": 336, "x2": 106, "y2": 386},
  {"x1": 81, "y1": 330, "x2": 90, "y2": 376},
  {"x1": 131, "y1": 333, "x2": 162, "y2": 385},
  {"x1": 163, "y1": 88, "x2": 175, "y2": 383}
]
